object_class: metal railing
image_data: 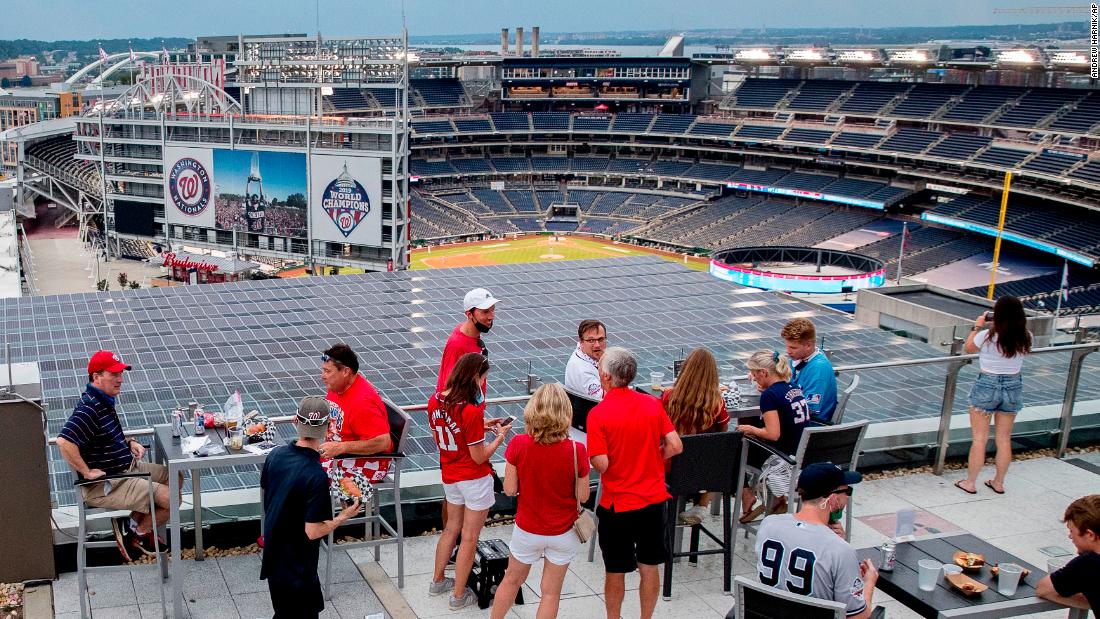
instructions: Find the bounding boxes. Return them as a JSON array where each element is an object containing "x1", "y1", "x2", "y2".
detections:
[{"x1": 42, "y1": 340, "x2": 1099, "y2": 475}]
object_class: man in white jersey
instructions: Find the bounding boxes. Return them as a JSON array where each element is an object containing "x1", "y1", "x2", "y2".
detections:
[{"x1": 755, "y1": 462, "x2": 881, "y2": 618}]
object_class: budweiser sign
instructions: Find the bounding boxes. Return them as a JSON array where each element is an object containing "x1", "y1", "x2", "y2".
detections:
[{"x1": 162, "y1": 252, "x2": 219, "y2": 273}]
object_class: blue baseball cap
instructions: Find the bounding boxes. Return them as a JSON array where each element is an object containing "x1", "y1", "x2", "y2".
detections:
[{"x1": 796, "y1": 462, "x2": 863, "y2": 500}]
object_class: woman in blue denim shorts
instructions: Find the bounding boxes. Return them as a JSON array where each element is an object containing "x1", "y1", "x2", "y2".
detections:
[{"x1": 956, "y1": 296, "x2": 1032, "y2": 495}]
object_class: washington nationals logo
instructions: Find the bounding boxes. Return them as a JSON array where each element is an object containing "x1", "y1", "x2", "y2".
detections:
[
  {"x1": 322, "y1": 163, "x2": 371, "y2": 238},
  {"x1": 168, "y1": 157, "x2": 211, "y2": 217}
]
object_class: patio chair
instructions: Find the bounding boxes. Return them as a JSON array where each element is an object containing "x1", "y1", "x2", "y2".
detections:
[{"x1": 321, "y1": 397, "x2": 410, "y2": 595}]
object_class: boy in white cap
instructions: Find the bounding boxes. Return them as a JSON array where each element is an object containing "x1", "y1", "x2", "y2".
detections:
[{"x1": 260, "y1": 396, "x2": 360, "y2": 619}]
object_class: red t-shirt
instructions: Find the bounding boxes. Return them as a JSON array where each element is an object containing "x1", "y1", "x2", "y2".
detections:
[
  {"x1": 427, "y1": 392, "x2": 492, "y2": 484},
  {"x1": 587, "y1": 387, "x2": 675, "y2": 511},
  {"x1": 505, "y1": 434, "x2": 590, "y2": 536},
  {"x1": 660, "y1": 389, "x2": 730, "y2": 435},
  {"x1": 323, "y1": 374, "x2": 393, "y2": 483},
  {"x1": 436, "y1": 325, "x2": 486, "y2": 392}
]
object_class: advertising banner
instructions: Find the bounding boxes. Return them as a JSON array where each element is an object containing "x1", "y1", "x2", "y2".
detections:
[
  {"x1": 164, "y1": 147, "x2": 216, "y2": 229},
  {"x1": 311, "y1": 155, "x2": 383, "y2": 247},
  {"x1": 213, "y1": 149, "x2": 307, "y2": 238}
]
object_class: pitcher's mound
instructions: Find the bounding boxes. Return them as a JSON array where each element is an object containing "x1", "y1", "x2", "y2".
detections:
[{"x1": 540, "y1": 253, "x2": 565, "y2": 260}]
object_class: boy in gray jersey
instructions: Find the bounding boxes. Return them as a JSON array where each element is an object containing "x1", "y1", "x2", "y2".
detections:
[{"x1": 755, "y1": 462, "x2": 881, "y2": 618}]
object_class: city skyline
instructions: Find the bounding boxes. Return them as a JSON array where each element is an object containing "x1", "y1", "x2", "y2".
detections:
[{"x1": 0, "y1": 0, "x2": 1090, "y2": 40}]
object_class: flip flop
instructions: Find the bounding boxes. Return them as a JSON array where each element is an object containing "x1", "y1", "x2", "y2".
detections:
[
  {"x1": 954, "y1": 480, "x2": 977, "y2": 495},
  {"x1": 984, "y1": 480, "x2": 1005, "y2": 495}
]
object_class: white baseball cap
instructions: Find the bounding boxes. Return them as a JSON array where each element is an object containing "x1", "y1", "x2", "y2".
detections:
[{"x1": 463, "y1": 288, "x2": 500, "y2": 312}]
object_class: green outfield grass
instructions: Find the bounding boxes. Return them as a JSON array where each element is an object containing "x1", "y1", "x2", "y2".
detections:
[{"x1": 409, "y1": 236, "x2": 709, "y2": 271}]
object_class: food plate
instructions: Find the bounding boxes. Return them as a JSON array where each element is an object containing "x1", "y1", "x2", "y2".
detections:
[
  {"x1": 329, "y1": 468, "x2": 374, "y2": 505},
  {"x1": 952, "y1": 551, "x2": 986, "y2": 572},
  {"x1": 243, "y1": 416, "x2": 276, "y2": 444},
  {"x1": 946, "y1": 572, "x2": 987, "y2": 596}
]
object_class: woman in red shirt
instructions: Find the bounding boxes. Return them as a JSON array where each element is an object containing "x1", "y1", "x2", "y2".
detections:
[
  {"x1": 427, "y1": 353, "x2": 509, "y2": 611},
  {"x1": 661, "y1": 348, "x2": 730, "y2": 526},
  {"x1": 490, "y1": 383, "x2": 590, "y2": 619}
]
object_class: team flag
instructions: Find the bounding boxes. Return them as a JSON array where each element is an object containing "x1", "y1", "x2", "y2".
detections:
[
  {"x1": 1060, "y1": 262, "x2": 1069, "y2": 301},
  {"x1": 129, "y1": 47, "x2": 137, "y2": 62},
  {"x1": 98, "y1": 46, "x2": 108, "y2": 63}
]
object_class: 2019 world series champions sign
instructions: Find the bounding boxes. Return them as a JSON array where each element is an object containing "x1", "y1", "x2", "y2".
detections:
[{"x1": 162, "y1": 148, "x2": 384, "y2": 248}]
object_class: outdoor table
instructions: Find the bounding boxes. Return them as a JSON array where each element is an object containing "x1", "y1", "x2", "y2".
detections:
[
  {"x1": 153, "y1": 423, "x2": 290, "y2": 619},
  {"x1": 856, "y1": 533, "x2": 1088, "y2": 619},
  {"x1": 635, "y1": 385, "x2": 762, "y2": 420}
]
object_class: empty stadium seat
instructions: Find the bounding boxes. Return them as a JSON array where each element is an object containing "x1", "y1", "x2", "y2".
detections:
[
  {"x1": 573, "y1": 115, "x2": 613, "y2": 131},
  {"x1": 610, "y1": 113, "x2": 655, "y2": 132},
  {"x1": 489, "y1": 112, "x2": 531, "y2": 131},
  {"x1": 830, "y1": 132, "x2": 885, "y2": 149},
  {"x1": 735, "y1": 125, "x2": 785, "y2": 140},
  {"x1": 532, "y1": 112, "x2": 571, "y2": 130},
  {"x1": 926, "y1": 134, "x2": 992, "y2": 160},
  {"x1": 879, "y1": 128, "x2": 943, "y2": 154},
  {"x1": 728, "y1": 78, "x2": 802, "y2": 109},
  {"x1": 786, "y1": 81, "x2": 853, "y2": 112},
  {"x1": 785, "y1": 128, "x2": 836, "y2": 144},
  {"x1": 453, "y1": 118, "x2": 493, "y2": 133},
  {"x1": 837, "y1": 82, "x2": 911, "y2": 115},
  {"x1": 650, "y1": 114, "x2": 697, "y2": 134},
  {"x1": 411, "y1": 79, "x2": 467, "y2": 107}
]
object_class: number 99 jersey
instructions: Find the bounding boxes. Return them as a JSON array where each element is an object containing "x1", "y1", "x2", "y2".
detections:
[{"x1": 755, "y1": 514, "x2": 867, "y2": 616}]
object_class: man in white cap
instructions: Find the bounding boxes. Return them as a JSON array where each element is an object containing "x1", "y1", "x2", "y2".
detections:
[
  {"x1": 261, "y1": 396, "x2": 361, "y2": 619},
  {"x1": 436, "y1": 287, "x2": 499, "y2": 392}
]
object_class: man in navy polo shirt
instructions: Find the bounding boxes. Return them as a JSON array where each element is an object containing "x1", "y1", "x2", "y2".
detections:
[
  {"x1": 261, "y1": 396, "x2": 360, "y2": 619},
  {"x1": 57, "y1": 350, "x2": 169, "y2": 561}
]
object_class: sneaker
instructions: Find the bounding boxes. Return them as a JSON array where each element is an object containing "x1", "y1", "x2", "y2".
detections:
[
  {"x1": 111, "y1": 517, "x2": 134, "y2": 562},
  {"x1": 678, "y1": 505, "x2": 707, "y2": 526},
  {"x1": 130, "y1": 530, "x2": 161, "y2": 556},
  {"x1": 428, "y1": 577, "x2": 454, "y2": 596},
  {"x1": 448, "y1": 588, "x2": 477, "y2": 611}
]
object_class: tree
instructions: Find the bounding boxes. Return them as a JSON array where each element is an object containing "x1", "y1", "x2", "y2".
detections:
[
  {"x1": 96, "y1": 279, "x2": 109, "y2": 291},
  {"x1": 128, "y1": 281, "x2": 141, "y2": 289},
  {"x1": 285, "y1": 193, "x2": 307, "y2": 208},
  {"x1": 0, "y1": 78, "x2": 8, "y2": 89},
  {"x1": 117, "y1": 272, "x2": 129, "y2": 288},
  {"x1": 19, "y1": 74, "x2": 31, "y2": 88}
]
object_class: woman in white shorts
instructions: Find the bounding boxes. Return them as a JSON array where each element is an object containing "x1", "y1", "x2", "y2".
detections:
[
  {"x1": 491, "y1": 384, "x2": 591, "y2": 619},
  {"x1": 427, "y1": 353, "x2": 510, "y2": 611}
]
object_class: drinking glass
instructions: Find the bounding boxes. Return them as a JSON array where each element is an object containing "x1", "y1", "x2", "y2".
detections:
[
  {"x1": 228, "y1": 426, "x2": 244, "y2": 450},
  {"x1": 917, "y1": 559, "x2": 941, "y2": 591},
  {"x1": 997, "y1": 563, "x2": 1023, "y2": 596},
  {"x1": 650, "y1": 372, "x2": 665, "y2": 390}
]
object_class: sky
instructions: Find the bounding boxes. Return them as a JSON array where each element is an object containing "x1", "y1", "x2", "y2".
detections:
[
  {"x1": 0, "y1": 0, "x2": 1088, "y2": 40},
  {"x1": 213, "y1": 150, "x2": 306, "y2": 200}
]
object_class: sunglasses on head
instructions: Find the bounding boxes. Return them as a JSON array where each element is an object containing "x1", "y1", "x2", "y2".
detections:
[
  {"x1": 320, "y1": 353, "x2": 347, "y2": 368},
  {"x1": 296, "y1": 412, "x2": 328, "y2": 427}
]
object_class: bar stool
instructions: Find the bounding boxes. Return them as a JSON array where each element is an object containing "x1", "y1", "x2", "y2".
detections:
[{"x1": 74, "y1": 471, "x2": 166, "y2": 619}]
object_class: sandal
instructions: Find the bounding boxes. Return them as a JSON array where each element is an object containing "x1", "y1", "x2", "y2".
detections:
[
  {"x1": 984, "y1": 480, "x2": 1005, "y2": 495},
  {"x1": 954, "y1": 480, "x2": 977, "y2": 495},
  {"x1": 740, "y1": 503, "x2": 767, "y2": 524}
]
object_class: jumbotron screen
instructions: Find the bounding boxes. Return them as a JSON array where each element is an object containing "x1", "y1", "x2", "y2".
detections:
[{"x1": 709, "y1": 260, "x2": 886, "y2": 294}]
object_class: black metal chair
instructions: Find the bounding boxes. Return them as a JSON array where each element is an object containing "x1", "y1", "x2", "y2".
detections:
[
  {"x1": 730, "y1": 575, "x2": 847, "y2": 619},
  {"x1": 322, "y1": 397, "x2": 410, "y2": 595},
  {"x1": 662, "y1": 430, "x2": 746, "y2": 600},
  {"x1": 565, "y1": 388, "x2": 599, "y2": 432},
  {"x1": 74, "y1": 467, "x2": 166, "y2": 619},
  {"x1": 741, "y1": 420, "x2": 870, "y2": 542}
]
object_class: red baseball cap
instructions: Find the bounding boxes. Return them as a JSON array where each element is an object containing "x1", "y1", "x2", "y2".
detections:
[{"x1": 88, "y1": 350, "x2": 132, "y2": 374}]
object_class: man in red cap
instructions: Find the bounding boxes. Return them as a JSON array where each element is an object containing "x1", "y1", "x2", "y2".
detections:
[{"x1": 57, "y1": 350, "x2": 171, "y2": 561}]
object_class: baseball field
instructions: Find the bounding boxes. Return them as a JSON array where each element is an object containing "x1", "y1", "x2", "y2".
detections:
[{"x1": 408, "y1": 235, "x2": 710, "y2": 271}]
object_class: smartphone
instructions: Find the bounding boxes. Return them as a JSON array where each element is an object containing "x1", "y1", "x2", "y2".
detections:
[
  {"x1": 984, "y1": 311, "x2": 994, "y2": 321},
  {"x1": 501, "y1": 416, "x2": 516, "y2": 426}
]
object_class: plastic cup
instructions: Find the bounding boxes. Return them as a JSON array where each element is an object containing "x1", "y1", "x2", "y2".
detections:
[
  {"x1": 650, "y1": 372, "x2": 665, "y2": 390},
  {"x1": 942, "y1": 564, "x2": 963, "y2": 577},
  {"x1": 918, "y1": 559, "x2": 941, "y2": 591},
  {"x1": 228, "y1": 426, "x2": 244, "y2": 450},
  {"x1": 1046, "y1": 556, "x2": 1071, "y2": 575},
  {"x1": 997, "y1": 563, "x2": 1023, "y2": 596}
]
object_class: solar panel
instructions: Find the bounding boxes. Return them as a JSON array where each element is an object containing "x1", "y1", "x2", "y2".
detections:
[{"x1": 3, "y1": 255, "x2": 1096, "y2": 506}]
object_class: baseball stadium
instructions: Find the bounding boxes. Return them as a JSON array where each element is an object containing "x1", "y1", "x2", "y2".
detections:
[{"x1": 1, "y1": 18, "x2": 1100, "y2": 619}]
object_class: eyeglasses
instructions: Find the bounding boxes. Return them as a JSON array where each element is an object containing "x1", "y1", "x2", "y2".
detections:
[
  {"x1": 830, "y1": 487, "x2": 854, "y2": 496},
  {"x1": 296, "y1": 412, "x2": 328, "y2": 427},
  {"x1": 582, "y1": 337, "x2": 607, "y2": 345}
]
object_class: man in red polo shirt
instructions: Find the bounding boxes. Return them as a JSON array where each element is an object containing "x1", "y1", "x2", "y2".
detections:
[
  {"x1": 436, "y1": 288, "x2": 498, "y2": 392},
  {"x1": 319, "y1": 344, "x2": 393, "y2": 483},
  {"x1": 587, "y1": 346, "x2": 682, "y2": 619}
]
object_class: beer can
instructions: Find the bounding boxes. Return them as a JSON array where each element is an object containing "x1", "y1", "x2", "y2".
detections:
[
  {"x1": 879, "y1": 541, "x2": 897, "y2": 572},
  {"x1": 171, "y1": 409, "x2": 181, "y2": 438},
  {"x1": 194, "y1": 409, "x2": 206, "y2": 435}
]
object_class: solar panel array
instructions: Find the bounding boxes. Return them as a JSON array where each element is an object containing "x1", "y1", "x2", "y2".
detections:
[{"x1": 3, "y1": 256, "x2": 1097, "y2": 506}]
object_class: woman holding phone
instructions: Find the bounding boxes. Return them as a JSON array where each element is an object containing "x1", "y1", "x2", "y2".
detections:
[
  {"x1": 956, "y1": 296, "x2": 1031, "y2": 495},
  {"x1": 427, "y1": 353, "x2": 509, "y2": 610},
  {"x1": 491, "y1": 383, "x2": 590, "y2": 619}
]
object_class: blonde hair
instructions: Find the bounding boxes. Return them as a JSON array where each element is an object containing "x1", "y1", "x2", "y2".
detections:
[
  {"x1": 746, "y1": 350, "x2": 792, "y2": 382},
  {"x1": 523, "y1": 383, "x2": 572, "y2": 444},
  {"x1": 665, "y1": 348, "x2": 723, "y2": 436}
]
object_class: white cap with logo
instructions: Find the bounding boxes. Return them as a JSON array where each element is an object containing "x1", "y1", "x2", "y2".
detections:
[{"x1": 463, "y1": 288, "x2": 500, "y2": 312}]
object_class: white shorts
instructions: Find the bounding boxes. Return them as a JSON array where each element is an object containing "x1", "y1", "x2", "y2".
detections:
[
  {"x1": 443, "y1": 474, "x2": 495, "y2": 511},
  {"x1": 509, "y1": 524, "x2": 581, "y2": 566}
]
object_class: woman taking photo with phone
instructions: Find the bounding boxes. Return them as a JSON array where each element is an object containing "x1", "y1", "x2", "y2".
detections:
[
  {"x1": 427, "y1": 353, "x2": 509, "y2": 610},
  {"x1": 956, "y1": 296, "x2": 1032, "y2": 496},
  {"x1": 491, "y1": 383, "x2": 590, "y2": 619}
]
